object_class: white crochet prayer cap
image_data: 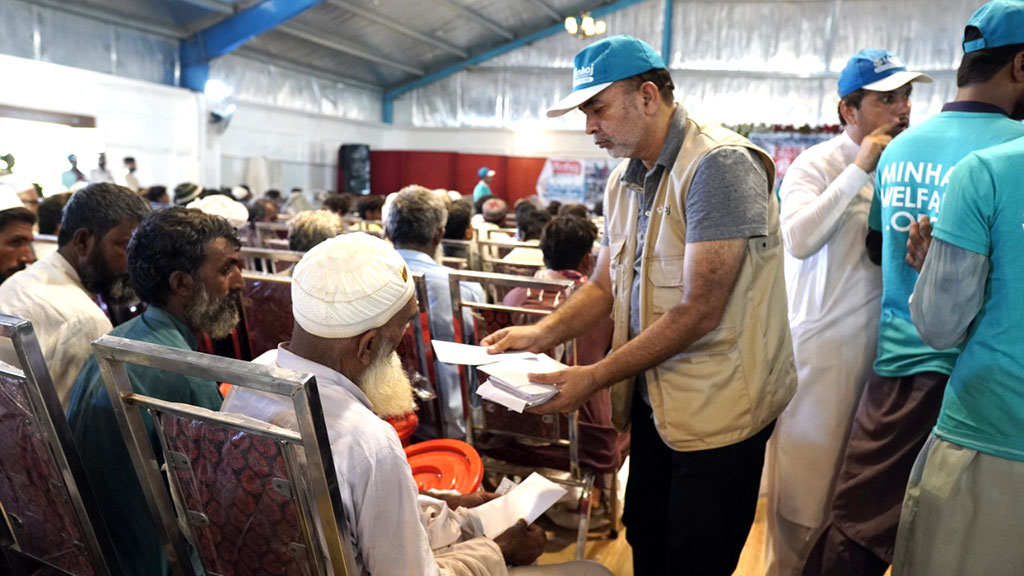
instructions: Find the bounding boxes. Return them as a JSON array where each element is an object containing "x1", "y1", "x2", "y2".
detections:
[
  {"x1": 0, "y1": 184, "x2": 24, "y2": 212},
  {"x1": 187, "y1": 194, "x2": 250, "y2": 228},
  {"x1": 292, "y1": 232, "x2": 415, "y2": 339}
]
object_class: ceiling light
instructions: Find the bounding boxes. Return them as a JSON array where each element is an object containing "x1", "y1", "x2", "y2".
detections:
[
  {"x1": 564, "y1": 16, "x2": 578, "y2": 35},
  {"x1": 204, "y1": 79, "x2": 233, "y2": 103},
  {"x1": 564, "y1": 12, "x2": 607, "y2": 39}
]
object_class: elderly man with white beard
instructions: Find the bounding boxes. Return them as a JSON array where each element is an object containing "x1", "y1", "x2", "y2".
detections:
[
  {"x1": 67, "y1": 206, "x2": 245, "y2": 576},
  {"x1": 223, "y1": 232, "x2": 612, "y2": 576}
]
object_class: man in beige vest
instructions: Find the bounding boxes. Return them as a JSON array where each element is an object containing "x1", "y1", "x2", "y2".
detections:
[{"x1": 482, "y1": 35, "x2": 796, "y2": 575}]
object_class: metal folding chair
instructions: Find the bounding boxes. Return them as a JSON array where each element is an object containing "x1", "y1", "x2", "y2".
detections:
[
  {"x1": 90, "y1": 336, "x2": 356, "y2": 576},
  {"x1": 252, "y1": 221, "x2": 291, "y2": 250},
  {"x1": 239, "y1": 246, "x2": 303, "y2": 275},
  {"x1": 447, "y1": 271, "x2": 596, "y2": 559},
  {"x1": 0, "y1": 314, "x2": 120, "y2": 575},
  {"x1": 239, "y1": 272, "x2": 294, "y2": 359},
  {"x1": 395, "y1": 274, "x2": 450, "y2": 439},
  {"x1": 475, "y1": 239, "x2": 546, "y2": 286},
  {"x1": 440, "y1": 239, "x2": 476, "y2": 271}
]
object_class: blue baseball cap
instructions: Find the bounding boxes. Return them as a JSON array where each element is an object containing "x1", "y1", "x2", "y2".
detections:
[
  {"x1": 477, "y1": 167, "x2": 495, "y2": 178},
  {"x1": 964, "y1": 0, "x2": 1024, "y2": 53},
  {"x1": 547, "y1": 35, "x2": 666, "y2": 118},
  {"x1": 838, "y1": 49, "x2": 932, "y2": 98}
]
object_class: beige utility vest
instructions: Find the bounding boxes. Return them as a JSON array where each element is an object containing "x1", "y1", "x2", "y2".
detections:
[{"x1": 604, "y1": 115, "x2": 796, "y2": 452}]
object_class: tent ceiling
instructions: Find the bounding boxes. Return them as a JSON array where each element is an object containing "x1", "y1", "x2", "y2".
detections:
[{"x1": 55, "y1": 0, "x2": 623, "y2": 90}]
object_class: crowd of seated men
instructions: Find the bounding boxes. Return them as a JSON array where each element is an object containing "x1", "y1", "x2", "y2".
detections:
[{"x1": 0, "y1": 180, "x2": 614, "y2": 576}]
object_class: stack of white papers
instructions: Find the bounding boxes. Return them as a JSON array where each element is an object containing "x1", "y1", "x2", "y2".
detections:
[
  {"x1": 477, "y1": 355, "x2": 565, "y2": 413},
  {"x1": 430, "y1": 340, "x2": 566, "y2": 413},
  {"x1": 462, "y1": 473, "x2": 568, "y2": 538}
]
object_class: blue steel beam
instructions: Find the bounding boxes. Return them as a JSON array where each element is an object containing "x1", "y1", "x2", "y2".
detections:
[
  {"x1": 180, "y1": 0, "x2": 325, "y2": 91},
  {"x1": 381, "y1": 0, "x2": 648, "y2": 122},
  {"x1": 662, "y1": 0, "x2": 673, "y2": 64}
]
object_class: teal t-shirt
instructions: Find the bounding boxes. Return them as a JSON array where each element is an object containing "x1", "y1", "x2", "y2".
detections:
[
  {"x1": 66, "y1": 307, "x2": 222, "y2": 576},
  {"x1": 931, "y1": 137, "x2": 1024, "y2": 461},
  {"x1": 868, "y1": 111, "x2": 1024, "y2": 377},
  {"x1": 473, "y1": 180, "x2": 492, "y2": 202}
]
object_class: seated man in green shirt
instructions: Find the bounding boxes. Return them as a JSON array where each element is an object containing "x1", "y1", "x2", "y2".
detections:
[{"x1": 67, "y1": 206, "x2": 245, "y2": 576}]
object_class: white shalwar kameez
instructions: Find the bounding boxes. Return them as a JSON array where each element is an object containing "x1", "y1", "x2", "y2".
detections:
[{"x1": 764, "y1": 132, "x2": 883, "y2": 575}]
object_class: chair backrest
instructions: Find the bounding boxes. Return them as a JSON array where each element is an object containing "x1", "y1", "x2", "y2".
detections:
[
  {"x1": 0, "y1": 314, "x2": 119, "y2": 576},
  {"x1": 240, "y1": 272, "x2": 294, "y2": 359},
  {"x1": 475, "y1": 239, "x2": 546, "y2": 285},
  {"x1": 90, "y1": 336, "x2": 357, "y2": 576},
  {"x1": 484, "y1": 228, "x2": 517, "y2": 241},
  {"x1": 446, "y1": 271, "x2": 577, "y2": 446},
  {"x1": 473, "y1": 239, "x2": 547, "y2": 308},
  {"x1": 440, "y1": 239, "x2": 478, "y2": 271},
  {"x1": 252, "y1": 221, "x2": 291, "y2": 250},
  {"x1": 239, "y1": 246, "x2": 304, "y2": 275},
  {"x1": 395, "y1": 274, "x2": 450, "y2": 437},
  {"x1": 32, "y1": 234, "x2": 58, "y2": 246}
]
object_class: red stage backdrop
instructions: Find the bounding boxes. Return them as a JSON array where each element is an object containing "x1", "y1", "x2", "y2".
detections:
[{"x1": 369, "y1": 150, "x2": 547, "y2": 207}]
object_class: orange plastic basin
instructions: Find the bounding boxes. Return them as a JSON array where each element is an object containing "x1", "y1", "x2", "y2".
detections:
[{"x1": 404, "y1": 439, "x2": 483, "y2": 494}]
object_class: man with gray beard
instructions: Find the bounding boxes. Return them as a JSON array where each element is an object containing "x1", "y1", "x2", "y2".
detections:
[
  {"x1": 0, "y1": 182, "x2": 150, "y2": 406},
  {"x1": 223, "y1": 233, "x2": 610, "y2": 576},
  {"x1": 388, "y1": 184, "x2": 485, "y2": 438},
  {"x1": 67, "y1": 206, "x2": 245, "y2": 576}
]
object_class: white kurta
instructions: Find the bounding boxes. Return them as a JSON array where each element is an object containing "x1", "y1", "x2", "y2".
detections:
[
  {"x1": 0, "y1": 251, "x2": 113, "y2": 407},
  {"x1": 770, "y1": 132, "x2": 882, "y2": 533},
  {"x1": 222, "y1": 346, "x2": 508, "y2": 576}
]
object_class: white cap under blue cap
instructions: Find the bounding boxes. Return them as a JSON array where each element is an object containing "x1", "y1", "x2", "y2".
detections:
[
  {"x1": 964, "y1": 0, "x2": 1024, "y2": 53},
  {"x1": 547, "y1": 35, "x2": 666, "y2": 118},
  {"x1": 838, "y1": 49, "x2": 932, "y2": 98}
]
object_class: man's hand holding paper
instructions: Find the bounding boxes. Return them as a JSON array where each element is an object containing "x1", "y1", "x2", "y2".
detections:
[{"x1": 523, "y1": 363, "x2": 603, "y2": 414}]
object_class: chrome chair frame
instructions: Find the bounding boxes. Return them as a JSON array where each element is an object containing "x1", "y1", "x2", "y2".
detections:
[
  {"x1": 440, "y1": 239, "x2": 478, "y2": 271},
  {"x1": 474, "y1": 240, "x2": 546, "y2": 293},
  {"x1": 0, "y1": 314, "x2": 120, "y2": 575},
  {"x1": 406, "y1": 273, "x2": 448, "y2": 436},
  {"x1": 91, "y1": 336, "x2": 356, "y2": 576},
  {"x1": 239, "y1": 246, "x2": 303, "y2": 274},
  {"x1": 252, "y1": 220, "x2": 291, "y2": 250},
  {"x1": 446, "y1": 271, "x2": 594, "y2": 559}
]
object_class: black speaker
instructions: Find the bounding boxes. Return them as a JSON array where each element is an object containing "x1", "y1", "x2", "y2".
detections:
[{"x1": 339, "y1": 144, "x2": 371, "y2": 195}]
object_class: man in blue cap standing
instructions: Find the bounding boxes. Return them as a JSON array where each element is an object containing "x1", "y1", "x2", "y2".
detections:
[
  {"x1": 803, "y1": 2, "x2": 1024, "y2": 574},
  {"x1": 482, "y1": 34, "x2": 796, "y2": 575},
  {"x1": 763, "y1": 48, "x2": 931, "y2": 576},
  {"x1": 891, "y1": 1, "x2": 1024, "y2": 574},
  {"x1": 473, "y1": 166, "x2": 495, "y2": 202}
]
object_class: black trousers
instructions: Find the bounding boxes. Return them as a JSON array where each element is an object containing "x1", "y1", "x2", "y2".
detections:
[{"x1": 622, "y1": 387, "x2": 774, "y2": 576}]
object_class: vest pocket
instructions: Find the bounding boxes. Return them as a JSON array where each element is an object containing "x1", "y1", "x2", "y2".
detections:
[
  {"x1": 648, "y1": 256, "x2": 685, "y2": 314},
  {"x1": 649, "y1": 326, "x2": 754, "y2": 444}
]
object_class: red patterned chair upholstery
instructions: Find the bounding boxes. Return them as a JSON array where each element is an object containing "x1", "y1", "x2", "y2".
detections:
[
  {"x1": 158, "y1": 415, "x2": 313, "y2": 575},
  {"x1": 240, "y1": 273, "x2": 294, "y2": 359},
  {"x1": 0, "y1": 314, "x2": 119, "y2": 575},
  {"x1": 394, "y1": 274, "x2": 448, "y2": 440},
  {"x1": 90, "y1": 335, "x2": 357, "y2": 576}
]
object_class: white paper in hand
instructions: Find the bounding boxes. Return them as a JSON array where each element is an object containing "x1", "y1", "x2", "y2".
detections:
[
  {"x1": 463, "y1": 473, "x2": 567, "y2": 539},
  {"x1": 478, "y1": 355, "x2": 563, "y2": 405},
  {"x1": 431, "y1": 340, "x2": 533, "y2": 366}
]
